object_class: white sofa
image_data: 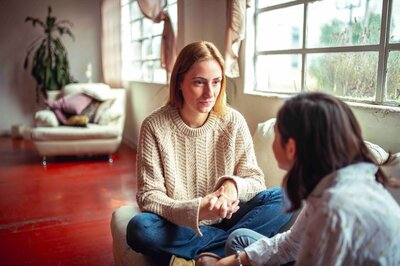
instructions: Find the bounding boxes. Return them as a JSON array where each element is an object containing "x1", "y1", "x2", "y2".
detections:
[
  {"x1": 31, "y1": 83, "x2": 126, "y2": 165},
  {"x1": 110, "y1": 118, "x2": 400, "y2": 266}
]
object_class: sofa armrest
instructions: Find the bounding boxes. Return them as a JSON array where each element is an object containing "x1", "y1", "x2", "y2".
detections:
[{"x1": 253, "y1": 118, "x2": 287, "y2": 188}]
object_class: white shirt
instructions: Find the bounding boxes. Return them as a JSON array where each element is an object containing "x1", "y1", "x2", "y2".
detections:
[{"x1": 245, "y1": 162, "x2": 400, "y2": 266}]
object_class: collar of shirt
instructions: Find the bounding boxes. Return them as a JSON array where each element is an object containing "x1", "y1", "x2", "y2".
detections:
[{"x1": 309, "y1": 162, "x2": 378, "y2": 198}]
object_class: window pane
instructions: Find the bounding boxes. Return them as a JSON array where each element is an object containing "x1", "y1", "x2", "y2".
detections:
[
  {"x1": 153, "y1": 60, "x2": 167, "y2": 83},
  {"x1": 131, "y1": 21, "x2": 141, "y2": 40},
  {"x1": 307, "y1": 0, "x2": 382, "y2": 48},
  {"x1": 386, "y1": 51, "x2": 400, "y2": 102},
  {"x1": 121, "y1": 0, "x2": 130, "y2": 6},
  {"x1": 132, "y1": 41, "x2": 141, "y2": 60},
  {"x1": 257, "y1": 0, "x2": 294, "y2": 8},
  {"x1": 121, "y1": 0, "x2": 177, "y2": 83},
  {"x1": 255, "y1": 54, "x2": 302, "y2": 93},
  {"x1": 122, "y1": 60, "x2": 140, "y2": 81},
  {"x1": 143, "y1": 18, "x2": 153, "y2": 38},
  {"x1": 121, "y1": 25, "x2": 131, "y2": 44},
  {"x1": 130, "y1": 1, "x2": 142, "y2": 19},
  {"x1": 142, "y1": 38, "x2": 152, "y2": 59},
  {"x1": 142, "y1": 61, "x2": 154, "y2": 82},
  {"x1": 121, "y1": 4, "x2": 130, "y2": 26},
  {"x1": 306, "y1": 52, "x2": 378, "y2": 99},
  {"x1": 152, "y1": 36, "x2": 162, "y2": 59},
  {"x1": 256, "y1": 5, "x2": 303, "y2": 51},
  {"x1": 390, "y1": 0, "x2": 400, "y2": 43},
  {"x1": 152, "y1": 21, "x2": 163, "y2": 35},
  {"x1": 131, "y1": 62, "x2": 142, "y2": 80}
]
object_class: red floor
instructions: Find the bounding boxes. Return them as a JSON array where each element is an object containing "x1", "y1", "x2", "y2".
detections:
[{"x1": 0, "y1": 137, "x2": 137, "y2": 265}]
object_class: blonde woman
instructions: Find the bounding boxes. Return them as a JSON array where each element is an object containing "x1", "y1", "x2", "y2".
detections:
[{"x1": 126, "y1": 41, "x2": 292, "y2": 266}]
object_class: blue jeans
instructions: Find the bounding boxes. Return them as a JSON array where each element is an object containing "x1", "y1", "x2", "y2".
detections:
[
  {"x1": 126, "y1": 188, "x2": 292, "y2": 265},
  {"x1": 225, "y1": 228, "x2": 264, "y2": 255}
]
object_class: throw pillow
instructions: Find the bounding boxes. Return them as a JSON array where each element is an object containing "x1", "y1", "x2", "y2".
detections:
[
  {"x1": 46, "y1": 93, "x2": 93, "y2": 124},
  {"x1": 97, "y1": 107, "x2": 123, "y2": 125},
  {"x1": 65, "y1": 115, "x2": 89, "y2": 127},
  {"x1": 93, "y1": 98, "x2": 116, "y2": 124},
  {"x1": 81, "y1": 101, "x2": 101, "y2": 123},
  {"x1": 34, "y1": 110, "x2": 59, "y2": 127}
]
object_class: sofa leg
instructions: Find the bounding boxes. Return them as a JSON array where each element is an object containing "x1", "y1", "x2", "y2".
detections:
[
  {"x1": 108, "y1": 155, "x2": 113, "y2": 164},
  {"x1": 42, "y1": 156, "x2": 47, "y2": 166}
]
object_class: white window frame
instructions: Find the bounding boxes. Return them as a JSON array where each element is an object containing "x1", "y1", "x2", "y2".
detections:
[
  {"x1": 121, "y1": 0, "x2": 177, "y2": 84},
  {"x1": 245, "y1": 0, "x2": 400, "y2": 107}
]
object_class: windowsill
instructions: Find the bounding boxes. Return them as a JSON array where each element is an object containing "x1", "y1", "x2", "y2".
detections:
[{"x1": 244, "y1": 91, "x2": 400, "y2": 114}]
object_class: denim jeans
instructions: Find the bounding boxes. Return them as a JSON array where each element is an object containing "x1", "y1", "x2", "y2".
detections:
[
  {"x1": 224, "y1": 228, "x2": 264, "y2": 255},
  {"x1": 126, "y1": 187, "x2": 292, "y2": 265}
]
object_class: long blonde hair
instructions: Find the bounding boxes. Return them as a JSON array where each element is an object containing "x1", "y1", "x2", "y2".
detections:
[{"x1": 168, "y1": 41, "x2": 227, "y2": 116}]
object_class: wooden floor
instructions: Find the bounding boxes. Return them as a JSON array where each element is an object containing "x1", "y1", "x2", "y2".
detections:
[{"x1": 0, "y1": 137, "x2": 137, "y2": 265}]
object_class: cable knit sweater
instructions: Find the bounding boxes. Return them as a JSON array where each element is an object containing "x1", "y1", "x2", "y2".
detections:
[{"x1": 136, "y1": 104, "x2": 266, "y2": 235}]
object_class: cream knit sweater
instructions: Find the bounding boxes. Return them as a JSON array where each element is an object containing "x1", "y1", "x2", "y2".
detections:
[{"x1": 136, "y1": 104, "x2": 266, "y2": 235}]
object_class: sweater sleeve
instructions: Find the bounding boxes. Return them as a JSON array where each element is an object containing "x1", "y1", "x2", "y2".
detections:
[
  {"x1": 214, "y1": 113, "x2": 266, "y2": 201},
  {"x1": 136, "y1": 118, "x2": 203, "y2": 235}
]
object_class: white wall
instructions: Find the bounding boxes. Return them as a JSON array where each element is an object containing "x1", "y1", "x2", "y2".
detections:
[
  {"x1": 0, "y1": 0, "x2": 102, "y2": 134},
  {"x1": 123, "y1": 82, "x2": 169, "y2": 148}
]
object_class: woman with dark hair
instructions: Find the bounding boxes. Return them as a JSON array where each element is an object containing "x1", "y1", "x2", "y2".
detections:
[
  {"x1": 126, "y1": 41, "x2": 292, "y2": 266},
  {"x1": 218, "y1": 92, "x2": 400, "y2": 266}
]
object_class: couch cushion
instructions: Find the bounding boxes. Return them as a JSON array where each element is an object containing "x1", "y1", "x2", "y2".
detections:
[{"x1": 31, "y1": 124, "x2": 121, "y2": 141}]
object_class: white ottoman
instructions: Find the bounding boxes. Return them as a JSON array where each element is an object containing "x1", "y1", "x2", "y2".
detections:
[{"x1": 111, "y1": 205, "x2": 151, "y2": 266}]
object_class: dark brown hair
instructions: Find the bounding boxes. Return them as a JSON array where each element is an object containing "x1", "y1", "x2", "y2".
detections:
[
  {"x1": 277, "y1": 92, "x2": 391, "y2": 211},
  {"x1": 168, "y1": 41, "x2": 227, "y2": 116}
]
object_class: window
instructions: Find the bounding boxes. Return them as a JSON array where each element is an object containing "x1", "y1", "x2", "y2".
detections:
[
  {"x1": 121, "y1": 0, "x2": 177, "y2": 83},
  {"x1": 246, "y1": 0, "x2": 400, "y2": 106}
]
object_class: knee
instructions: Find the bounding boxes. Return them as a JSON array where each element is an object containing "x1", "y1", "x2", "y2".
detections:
[
  {"x1": 255, "y1": 187, "x2": 283, "y2": 204},
  {"x1": 126, "y1": 213, "x2": 156, "y2": 248},
  {"x1": 225, "y1": 228, "x2": 257, "y2": 256}
]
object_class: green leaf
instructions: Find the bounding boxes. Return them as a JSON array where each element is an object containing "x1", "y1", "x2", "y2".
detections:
[{"x1": 24, "y1": 5, "x2": 75, "y2": 100}]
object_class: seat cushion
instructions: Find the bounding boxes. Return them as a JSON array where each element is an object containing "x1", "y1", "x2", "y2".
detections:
[
  {"x1": 111, "y1": 205, "x2": 150, "y2": 266},
  {"x1": 31, "y1": 124, "x2": 121, "y2": 141}
]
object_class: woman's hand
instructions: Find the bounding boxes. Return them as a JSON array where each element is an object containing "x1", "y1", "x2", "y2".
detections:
[
  {"x1": 216, "y1": 252, "x2": 250, "y2": 266},
  {"x1": 199, "y1": 185, "x2": 240, "y2": 220}
]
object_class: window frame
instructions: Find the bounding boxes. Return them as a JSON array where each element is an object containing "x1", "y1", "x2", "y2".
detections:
[
  {"x1": 245, "y1": 0, "x2": 400, "y2": 107},
  {"x1": 121, "y1": 0, "x2": 177, "y2": 84}
]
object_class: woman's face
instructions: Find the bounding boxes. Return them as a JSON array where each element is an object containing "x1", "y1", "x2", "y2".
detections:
[
  {"x1": 272, "y1": 124, "x2": 295, "y2": 171},
  {"x1": 180, "y1": 59, "x2": 222, "y2": 117}
]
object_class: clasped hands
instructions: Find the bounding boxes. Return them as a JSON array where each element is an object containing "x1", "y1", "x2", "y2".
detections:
[{"x1": 199, "y1": 181, "x2": 240, "y2": 221}]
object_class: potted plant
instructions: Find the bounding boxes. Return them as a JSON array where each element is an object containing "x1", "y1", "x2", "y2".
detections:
[{"x1": 24, "y1": 6, "x2": 76, "y2": 103}]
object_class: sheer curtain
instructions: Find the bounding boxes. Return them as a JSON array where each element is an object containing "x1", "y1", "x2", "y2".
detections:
[
  {"x1": 137, "y1": 0, "x2": 177, "y2": 74},
  {"x1": 101, "y1": 0, "x2": 122, "y2": 87},
  {"x1": 225, "y1": 0, "x2": 250, "y2": 78}
]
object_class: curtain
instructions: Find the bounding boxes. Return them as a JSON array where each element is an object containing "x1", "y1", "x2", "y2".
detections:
[
  {"x1": 225, "y1": 0, "x2": 249, "y2": 78},
  {"x1": 137, "y1": 0, "x2": 177, "y2": 74},
  {"x1": 101, "y1": 0, "x2": 122, "y2": 88}
]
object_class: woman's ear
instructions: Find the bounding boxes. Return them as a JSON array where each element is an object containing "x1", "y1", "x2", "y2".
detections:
[{"x1": 286, "y1": 138, "x2": 296, "y2": 161}]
